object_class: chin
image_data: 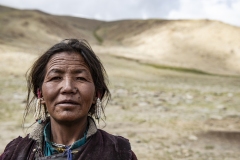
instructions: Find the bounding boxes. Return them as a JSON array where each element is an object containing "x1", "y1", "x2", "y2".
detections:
[{"x1": 51, "y1": 114, "x2": 87, "y2": 125}]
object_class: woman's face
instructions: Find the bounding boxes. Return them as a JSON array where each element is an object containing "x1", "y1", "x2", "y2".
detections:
[{"x1": 41, "y1": 52, "x2": 96, "y2": 123}]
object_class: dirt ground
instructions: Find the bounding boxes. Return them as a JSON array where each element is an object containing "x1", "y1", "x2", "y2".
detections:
[{"x1": 0, "y1": 50, "x2": 240, "y2": 160}]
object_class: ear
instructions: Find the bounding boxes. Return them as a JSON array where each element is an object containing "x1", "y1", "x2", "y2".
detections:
[
  {"x1": 40, "y1": 97, "x2": 46, "y2": 105},
  {"x1": 37, "y1": 88, "x2": 46, "y2": 104},
  {"x1": 93, "y1": 91, "x2": 101, "y2": 104},
  {"x1": 92, "y1": 97, "x2": 97, "y2": 104}
]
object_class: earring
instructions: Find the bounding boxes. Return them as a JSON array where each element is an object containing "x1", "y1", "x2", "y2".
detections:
[
  {"x1": 34, "y1": 89, "x2": 46, "y2": 123},
  {"x1": 95, "y1": 98, "x2": 102, "y2": 120}
]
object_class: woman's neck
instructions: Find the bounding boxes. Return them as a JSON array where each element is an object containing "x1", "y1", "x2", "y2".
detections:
[{"x1": 50, "y1": 117, "x2": 88, "y2": 146}]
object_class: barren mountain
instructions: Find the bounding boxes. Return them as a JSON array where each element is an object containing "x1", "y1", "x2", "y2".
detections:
[
  {"x1": 96, "y1": 19, "x2": 240, "y2": 75},
  {"x1": 0, "y1": 5, "x2": 240, "y2": 75},
  {"x1": 0, "y1": 5, "x2": 104, "y2": 51}
]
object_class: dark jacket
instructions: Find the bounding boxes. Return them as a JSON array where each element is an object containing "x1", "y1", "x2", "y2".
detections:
[{"x1": 0, "y1": 118, "x2": 137, "y2": 160}]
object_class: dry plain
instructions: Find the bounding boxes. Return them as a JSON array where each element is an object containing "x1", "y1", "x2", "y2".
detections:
[{"x1": 1, "y1": 46, "x2": 240, "y2": 160}]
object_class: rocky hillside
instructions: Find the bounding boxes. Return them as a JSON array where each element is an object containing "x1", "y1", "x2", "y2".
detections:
[
  {"x1": 0, "y1": 5, "x2": 240, "y2": 75},
  {"x1": 0, "y1": 5, "x2": 104, "y2": 51}
]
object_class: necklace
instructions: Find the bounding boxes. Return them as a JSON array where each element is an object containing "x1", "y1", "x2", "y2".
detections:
[
  {"x1": 51, "y1": 142, "x2": 70, "y2": 153},
  {"x1": 51, "y1": 142, "x2": 69, "y2": 148}
]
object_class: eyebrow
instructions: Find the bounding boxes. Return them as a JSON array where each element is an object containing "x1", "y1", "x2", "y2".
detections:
[
  {"x1": 72, "y1": 69, "x2": 88, "y2": 74},
  {"x1": 46, "y1": 68, "x2": 88, "y2": 76}
]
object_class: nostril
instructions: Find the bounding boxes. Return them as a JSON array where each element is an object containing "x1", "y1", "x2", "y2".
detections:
[{"x1": 61, "y1": 86, "x2": 77, "y2": 94}]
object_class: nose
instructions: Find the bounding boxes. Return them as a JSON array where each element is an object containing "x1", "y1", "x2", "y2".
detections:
[{"x1": 61, "y1": 78, "x2": 77, "y2": 94}]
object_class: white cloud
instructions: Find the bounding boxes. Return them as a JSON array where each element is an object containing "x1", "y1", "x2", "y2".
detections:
[
  {"x1": 202, "y1": 0, "x2": 240, "y2": 26},
  {"x1": 0, "y1": 0, "x2": 239, "y2": 26},
  {"x1": 167, "y1": 0, "x2": 240, "y2": 26}
]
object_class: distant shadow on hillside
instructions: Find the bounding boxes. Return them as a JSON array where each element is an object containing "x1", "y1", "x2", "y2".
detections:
[{"x1": 189, "y1": 130, "x2": 240, "y2": 151}]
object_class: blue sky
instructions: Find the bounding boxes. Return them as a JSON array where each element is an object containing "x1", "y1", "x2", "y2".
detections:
[{"x1": 0, "y1": 0, "x2": 239, "y2": 27}]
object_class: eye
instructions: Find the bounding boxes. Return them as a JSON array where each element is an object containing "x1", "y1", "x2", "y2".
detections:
[
  {"x1": 51, "y1": 77, "x2": 62, "y2": 81},
  {"x1": 76, "y1": 77, "x2": 86, "y2": 81}
]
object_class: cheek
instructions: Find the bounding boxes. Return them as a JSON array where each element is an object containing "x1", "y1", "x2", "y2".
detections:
[
  {"x1": 41, "y1": 84, "x2": 58, "y2": 105},
  {"x1": 83, "y1": 85, "x2": 96, "y2": 103}
]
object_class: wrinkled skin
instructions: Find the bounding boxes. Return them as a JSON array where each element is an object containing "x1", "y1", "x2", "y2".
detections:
[{"x1": 41, "y1": 52, "x2": 96, "y2": 125}]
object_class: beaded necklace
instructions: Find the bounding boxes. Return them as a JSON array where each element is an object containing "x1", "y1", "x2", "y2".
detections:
[{"x1": 51, "y1": 142, "x2": 70, "y2": 153}]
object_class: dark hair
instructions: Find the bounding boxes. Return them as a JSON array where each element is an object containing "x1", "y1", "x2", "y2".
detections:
[{"x1": 24, "y1": 39, "x2": 111, "y2": 124}]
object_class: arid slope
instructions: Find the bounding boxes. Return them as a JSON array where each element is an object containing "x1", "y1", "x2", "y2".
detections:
[
  {"x1": 0, "y1": 5, "x2": 104, "y2": 51},
  {"x1": 1, "y1": 5, "x2": 240, "y2": 75},
  {"x1": 96, "y1": 19, "x2": 240, "y2": 75}
]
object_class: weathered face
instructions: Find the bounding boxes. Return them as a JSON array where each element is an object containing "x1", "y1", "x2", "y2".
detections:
[{"x1": 41, "y1": 52, "x2": 96, "y2": 123}]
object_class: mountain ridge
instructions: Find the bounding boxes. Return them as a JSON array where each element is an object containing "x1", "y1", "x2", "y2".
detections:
[{"x1": 0, "y1": 5, "x2": 240, "y2": 75}]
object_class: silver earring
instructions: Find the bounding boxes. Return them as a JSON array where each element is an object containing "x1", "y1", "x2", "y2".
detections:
[
  {"x1": 34, "y1": 98, "x2": 46, "y2": 123},
  {"x1": 95, "y1": 98, "x2": 102, "y2": 120}
]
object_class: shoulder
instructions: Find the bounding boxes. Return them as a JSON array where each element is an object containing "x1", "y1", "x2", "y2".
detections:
[
  {"x1": 95, "y1": 129, "x2": 136, "y2": 159},
  {"x1": 1, "y1": 136, "x2": 23, "y2": 159},
  {"x1": 5, "y1": 136, "x2": 24, "y2": 148},
  {"x1": 0, "y1": 135, "x2": 36, "y2": 160},
  {"x1": 96, "y1": 130, "x2": 138, "y2": 160},
  {"x1": 97, "y1": 129, "x2": 131, "y2": 148}
]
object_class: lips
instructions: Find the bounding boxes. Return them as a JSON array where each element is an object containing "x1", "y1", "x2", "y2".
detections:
[{"x1": 56, "y1": 100, "x2": 80, "y2": 106}]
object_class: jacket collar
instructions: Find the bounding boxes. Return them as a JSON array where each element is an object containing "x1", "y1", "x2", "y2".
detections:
[{"x1": 29, "y1": 116, "x2": 98, "y2": 150}]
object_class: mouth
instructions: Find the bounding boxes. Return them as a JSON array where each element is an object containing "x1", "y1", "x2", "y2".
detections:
[{"x1": 56, "y1": 100, "x2": 80, "y2": 106}]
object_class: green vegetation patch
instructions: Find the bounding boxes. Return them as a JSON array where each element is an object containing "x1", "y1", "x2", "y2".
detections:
[{"x1": 93, "y1": 28, "x2": 103, "y2": 44}]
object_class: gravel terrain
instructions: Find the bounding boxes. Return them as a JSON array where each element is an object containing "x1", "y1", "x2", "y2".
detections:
[{"x1": 1, "y1": 51, "x2": 240, "y2": 160}]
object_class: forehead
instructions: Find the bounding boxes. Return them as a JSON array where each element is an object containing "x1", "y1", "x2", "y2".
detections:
[{"x1": 46, "y1": 52, "x2": 88, "y2": 70}]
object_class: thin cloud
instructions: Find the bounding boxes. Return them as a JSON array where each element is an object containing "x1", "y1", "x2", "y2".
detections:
[
  {"x1": 0, "y1": 0, "x2": 239, "y2": 26},
  {"x1": 167, "y1": 0, "x2": 240, "y2": 26}
]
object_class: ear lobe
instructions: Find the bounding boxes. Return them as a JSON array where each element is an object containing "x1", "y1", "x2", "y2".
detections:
[
  {"x1": 40, "y1": 98, "x2": 46, "y2": 105},
  {"x1": 93, "y1": 91, "x2": 101, "y2": 104},
  {"x1": 92, "y1": 97, "x2": 97, "y2": 104},
  {"x1": 97, "y1": 91, "x2": 102, "y2": 99}
]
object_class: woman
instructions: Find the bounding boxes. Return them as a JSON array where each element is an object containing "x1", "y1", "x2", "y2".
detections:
[{"x1": 0, "y1": 39, "x2": 137, "y2": 160}]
